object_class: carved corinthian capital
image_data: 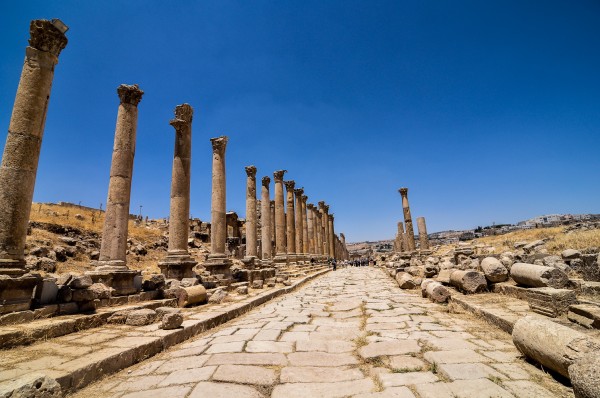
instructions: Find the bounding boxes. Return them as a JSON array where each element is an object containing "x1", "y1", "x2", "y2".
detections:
[
  {"x1": 170, "y1": 103, "x2": 193, "y2": 130},
  {"x1": 284, "y1": 180, "x2": 295, "y2": 191},
  {"x1": 273, "y1": 170, "x2": 287, "y2": 182},
  {"x1": 245, "y1": 165, "x2": 257, "y2": 178},
  {"x1": 117, "y1": 84, "x2": 144, "y2": 106},
  {"x1": 210, "y1": 136, "x2": 228, "y2": 154},
  {"x1": 261, "y1": 176, "x2": 270, "y2": 187},
  {"x1": 29, "y1": 19, "x2": 68, "y2": 57},
  {"x1": 399, "y1": 187, "x2": 408, "y2": 197}
]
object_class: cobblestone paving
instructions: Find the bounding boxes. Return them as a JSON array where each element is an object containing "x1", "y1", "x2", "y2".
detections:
[{"x1": 75, "y1": 268, "x2": 572, "y2": 397}]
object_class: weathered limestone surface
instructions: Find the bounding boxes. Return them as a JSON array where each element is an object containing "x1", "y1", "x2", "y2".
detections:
[
  {"x1": 273, "y1": 171, "x2": 287, "y2": 264},
  {"x1": 284, "y1": 181, "x2": 296, "y2": 262},
  {"x1": 306, "y1": 204, "x2": 315, "y2": 256},
  {"x1": 244, "y1": 165, "x2": 258, "y2": 259},
  {"x1": 0, "y1": 19, "x2": 67, "y2": 277},
  {"x1": 159, "y1": 104, "x2": 196, "y2": 279},
  {"x1": 75, "y1": 268, "x2": 565, "y2": 398},
  {"x1": 450, "y1": 270, "x2": 487, "y2": 294},
  {"x1": 399, "y1": 188, "x2": 415, "y2": 251},
  {"x1": 301, "y1": 195, "x2": 309, "y2": 257},
  {"x1": 570, "y1": 355, "x2": 600, "y2": 398},
  {"x1": 416, "y1": 216, "x2": 429, "y2": 250},
  {"x1": 328, "y1": 214, "x2": 335, "y2": 260},
  {"x1": 480, "y1": 257, "x2": 508, "y2": 283},
  {"x1": 293, "y1": 187, "x2": 304, "y2": 261},
  {"x1": 510, "y1": 262, "x2": 568, "y2": 288},
  {"x1": 260, "y1": 177, "x2": 271, "y2": 261}
]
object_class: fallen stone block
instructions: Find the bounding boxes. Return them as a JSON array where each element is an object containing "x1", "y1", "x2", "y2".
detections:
[
  {"x1": 179, "y1": 285, "x2": 208, "y2": 307},
  {"x1": 425, "y1": 281, "x2": 451, "y2": 303},
  {"x1": 396, "y1": 272, "x2": 420, "y2": 289},
  {"x1": 421, "y1": 279, "x2": 435, "y2": 298},
  {"x1": 480, "y1": 257, "x2": 508, "y2": 283},
  {"x1": 71, "y1": 288, "x2": 97, "y2": 302},
  {"x1": 161, "y1": 312, "x2": 183, "y2": 330},
  {"x1": 436, "y1": 269, "x2": 453, "y2": 284},
  {"x1": 208, "y1": 288, "x2": 228, "y2": 304},
  {"x1": 88, "y1": 283, "x2": 112, "y2": 299},
  {"x1": 568, "y1": 304, "x2": 600, "y2": 329},
  {"x1": 155, "y1": 306, "x2": 180, "y2": 318},
  {"x1": 252, "y1": 279, "x2": 264, "y2": 289},
  {"x1": 142, "y1": 273, "x2": 165, "y2": 291},
  {"x1": 7, "y1": 375, "x2": 62, "y2": 398},
  {"x1": 67, "y1": 275, "x2": 93, "y2": 289},
  {"x1": 562, "y1": 249, "x2": 581, "y2": 261},
  {"x1": 512, "y1": 316, "x2": 600, "y2": 378},
  {"x1": 125, "y1": 309, "x2": 157, "y2": 326},
  {"x1": 569, "y1": 355, "x2": 600, "y2": 398},
  {"x1": 449, "y1": 270, "x2": 487, "y2": 294},
  {"x1": 237, "y1": 286, "x2": 249, "y2": 295},
  {"x1": 526, "y1": 287, "x2": 576, "y2": 317},
  {"x1": 510, "y1": 262, "x2": 568, "y2": 288}
]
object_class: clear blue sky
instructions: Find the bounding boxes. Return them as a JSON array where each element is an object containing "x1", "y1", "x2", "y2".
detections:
[{"x1": 1, "y1": 1, "x2": 599, "y2": 242}]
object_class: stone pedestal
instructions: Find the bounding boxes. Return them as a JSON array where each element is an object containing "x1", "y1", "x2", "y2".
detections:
[
  {"x1": 159, "y1": 104, "x2": 197, "y2": 280},
  {"x1": 273, "y1": 170, "x2": 288, "y2": 265},
  {"x1": 87, "y1": 269, "x2": 140, "y2": 296},
  {"x1": 0, "y1": 274, "x2": 41, "y2": 314}
]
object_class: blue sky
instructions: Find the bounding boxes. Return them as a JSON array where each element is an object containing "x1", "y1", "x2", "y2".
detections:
[{"x1": 1, "y1": 1, "x2": 599, "y2": 242}]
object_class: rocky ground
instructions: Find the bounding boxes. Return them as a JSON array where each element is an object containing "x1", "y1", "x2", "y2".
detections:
[{"x1": 74, "y1": 267, "x2": 571, "y2": 398}]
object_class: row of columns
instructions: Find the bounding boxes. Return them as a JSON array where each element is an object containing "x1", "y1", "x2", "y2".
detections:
[{"x1": 394, "y1": 187, "x2": 430, "y2": 253}]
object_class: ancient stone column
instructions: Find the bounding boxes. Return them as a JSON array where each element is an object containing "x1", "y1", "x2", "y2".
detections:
[
  {"x1": 396, "y1": 221, "x2": 405, "y2": 253},
  {"x1": 293, "y1": 187, "x2": 304, "y2": 262},
  {"x1": 273, "y1": 170, "x2": 287, "y2": 264},
  {"x1": 318, "y1": 202, "x2": 328, "y2": 258},
  {"x1": 270, "y1": 200, "x2": 276, "y2": 258},
  {"x1": 243, "y1": 166, "x2": 258, "y2": 263},
  {"x1": 301, "y1": 195, "x2": 309, "y2": 257},
  {"x1": 88, "y1": 84, "x2": 144, "y2": 294},
  {"x1": 285, "y1": 180, "x2": 297, "y2": 263},
  {"x1": 340, "y1": 233, "x2": 347, "y2": 260},
  {"x1": 399, "y1": 188, "x2": 416, "y2": 251},
  {"x1": 204, "y1": 136, "x2": 232, "y2": 274},
  {"x1": 307, "y1": 204, "x2": 315, "y2": 256},
  {"x1": 416, "y1": 216, "x2": 430, "y2": 250},
  {"x1": 260, "y1": 177, "x2": 272, "y2": 262},
  {"x1": 314, "y1": 207, "x2": 323, "y2": 258},
  {"x1": 0, "y1": 20, "x2": 68, "y2": 277},
  {"x1": 0, "y1": 19, "x2": 68, "y2": 312},
  {"x1": 323, "y1": 204, "x2": 331, "y2": 258},
  {"x1": 158, "y1": 104, "x2": 196, "y2": 279},
  {"x1": 328, "y1": 214, "x2": 336, "y2": 260}
]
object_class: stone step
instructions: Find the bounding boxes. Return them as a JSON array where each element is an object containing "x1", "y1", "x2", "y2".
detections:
[
  {"x1": 0, "y1": 299, "x2": 176, "y2": 349},
  {"x1": 0, "y1": 269, "x2": 330, "y2": 396}
]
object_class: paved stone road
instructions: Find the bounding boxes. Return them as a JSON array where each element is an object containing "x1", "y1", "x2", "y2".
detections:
[{"x1": 76, "y1": 267, "x2": 571, "y2": 397}]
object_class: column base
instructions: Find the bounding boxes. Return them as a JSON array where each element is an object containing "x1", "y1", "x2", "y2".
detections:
[
  {"x1": 286, "y1": 253, "x2": 298, "y2": 265},
  {"x1": 0, "y1": 273, "x2": 41, "y2": 314},
  {"x1": 0, "y1": 258, "x2": 27, "y2": 277},
  {"x1": 158, "y1": 253, "x2": 197, "y2": 280},
  {"x1": 87, "y1": 264, "x2": 141, "y2": 296},
  {"x1": 273, "y1": 253, "x2": 288, "y2": 266},
  {"x1": 260, "y1": 259, "x2": 273, "y2": 268},
  {"x1": 203, "y1": 255, "x2": 233, "y2": 277}
]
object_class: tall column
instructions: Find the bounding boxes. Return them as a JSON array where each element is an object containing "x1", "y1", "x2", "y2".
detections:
[
  {"x1": 293, "y1": 187, "x2": 304, "y2": 262},
  {"x1": 314, "y1": 207, "x2": 323, "y2": 259},
  {"x1": 273, "y1": 170, "x2": 287, "y2": 264},
  {"x1": 243, "y1": 166, "x2": 258, "y2": 265},
  {"x1": 340, "y1": 233, "x2": 347, "y2": 260},
  {"x1": 89, "y1": 84, "x2": 144, "y2": 294},
  {"x1": 323, "y1": 204, "x2": 331, "y2": 258},
  {"x1": 417, "y1": 216, "x2": 430, "y2": 250},
  {"x1": 270, "y1": 200, "x2": 276, "y2": 258},
  {"x1": 204, "y1": 136, "x2": 232, "y2": 274},
  {"x1": 318, "y1": 202, "x2": 328, "y2": 259},
  {"x1": 306, "y1": 204, "x2": 315, "y2": 257},
  {"x1": 301, "y1": 195, "x2": 309, "y2": 258},
  {"x1": 159, "y1": 103, "x2": 196, "y2": 279},
  {"x1": 328, "y1": 214, "x2": 336, "y2": 260},
  {"x1": 396, "y1": 221, "x2": 405, "y2": 253},
  {"x1": 285, "y1": 180, "x2": 297, "y2": 264},
  {"x1": 399, "y1": 188, "x2": 416, "y2": 251},
  {"x1": 260, "y1": 177, "x2": 272, "y2": 262},
  {"x1": 0, "y1": 19, "x2": 68, "y2": 313}
]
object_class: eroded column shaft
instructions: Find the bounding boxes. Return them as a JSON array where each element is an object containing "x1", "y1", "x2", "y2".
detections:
[
  {"x1": 260, "y1": 177, "x2": 271, "y2": 260},
  {"x1": 294, "y1": 188, "x2": 303, "y2": 255},
  {"x1": 285, "y1": 181, "x2": 296, "y2": 257},
  {"x1": 273, "y1": 171, "x2": 287, "y2": 257},
  {"x1": 245, "y1": 166, "x2": 257, "y2": 257},
  {"x1": 209, "y1": 136, "x2": 228, "y2": 257},
  {"x1": 417, "y1": 216, "x2": 429, "y2": 250},
  {"x1": 399, "y1": 188, "x2": 415, "y2": 251}
]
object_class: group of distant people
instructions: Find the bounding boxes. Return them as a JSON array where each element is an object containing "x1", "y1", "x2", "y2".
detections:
[{"x1": 325, "y1": 257, "x2": 375, "y2": 271}]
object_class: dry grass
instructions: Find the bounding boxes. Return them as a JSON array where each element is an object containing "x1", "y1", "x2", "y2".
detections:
[{"x1": 435, "y1": 226, "x2": 600, "y2": 256}]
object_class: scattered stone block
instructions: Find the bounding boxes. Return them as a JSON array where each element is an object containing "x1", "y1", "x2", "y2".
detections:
[
  {"x1": 179, "y1": 285, "x2": 208, "y2": 307},
  {"x1": 208, "y1": 288, "x2": 228, "y2": 304},
  {"x1": 67, "y1": 275, "x2": 93, "y2": 289},
  {"x1": 425, "y1": 281, "x2": 451, "y2": 303},
  {"x1": 34, "y1": 278, "x2": 58, "y2": 305},
  {"x1": 156, "y1": 306, "x2": 180, "y2": 317},
  {"x1": 480, "y1": 257, "x2": 508, "y2": 283},
  {"x1": 252, "y1": 279, "x2": 264, "y2": 289},
  {"x1": 510, "y1": 262, "x2": 568, "y2": 288},
  {"x1": 236, "y1": 286, "x2": 249, "y2": 295},
  {"x1": 569, "y1": 354, "x2": 600, "y2": 398},
  {"x1": 562, "y1": 249, "x2": 581, "y2": 260},
  {"x1": 449, "y1": 270, "x2": 487, "y2": 294},
  {"x1": 71, "y1": 288, "x2": 97, "y2": 302},
  {"x1": 512, "y1": 316, "x2": 600, "y2": 377},
  {"x1": 396, "y1": 272, "x2": 420, "y2": 289},
  {"x1": 142, "y1": 273, "x2": 166, "y2": 291},
  {"x1": 125, "y1": 309, "x2": 157, "y2": 326},
  {"x1": 56, "y1": 285, "x2": 72, "y2": 303},
  {"x1": 161, "y1": 312, "x2": 184, "y2": 330},
  {"x1": 526, "y1": 287, "x2": 576, "y2": 317},
  {"x1": 568, "y1": 304, "x2": 600, "y2": 329},
  {"x1": 88, "y1": 282, "x2": 112, "y2": 299},
  {"x1": 8, "y1": 375, "x2": 62, "y2": 397}
]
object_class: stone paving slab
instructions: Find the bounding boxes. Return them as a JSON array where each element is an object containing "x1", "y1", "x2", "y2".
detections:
[
  {"x1": 0, "y1": 268, "x2": 329, "y2": 396},
  {"x1": 73, "y1": 268, "x2": 573, "y2": 398}
]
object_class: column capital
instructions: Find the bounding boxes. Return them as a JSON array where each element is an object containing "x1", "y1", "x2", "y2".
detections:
[
  {"x1": 169, "y1": 103, "x2": 193, "y2": 129},
  {"x1": 117, "y1": 84, "x2": 144, "y2": 106},
  {"x1": 245, "y1": 165, "x2": 257, "y2": 178},
  {"x1": 318, "y1": 201, "x2": 325, "y2": 210},
  {"x1": 301, "y1": 195, "x2": 308, "y2": 203},
  {"x1": 29, "y1": 19, "x2": 68, "y2": 57},
  {"x1": 284, "y1": 180, "x2": 295, "y2": 190},
  {"x1": 273, "y1": 170, "x2": 287, "y2": 182},
  {"x1": 210, "y1": 136, "x2": 228, "y2": 154},
  {"x1": 294, "y1": 187, "x2": 304, "y2": 196},
  {"x1": 307, "y1": 203, "x2": 315, "y2": 210},
  {"x1": 324, "y1": 204, "x2": 330, "y2": 213},
  {"x1": 399, "y1": 187, "x2": 408, "y2": 196},
  {"x1": 261, "y1": 176, "x2": 270, "y2": 187},
  {"x1": 328, "y1": 214, "x2": 334, "y2": 221}
]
